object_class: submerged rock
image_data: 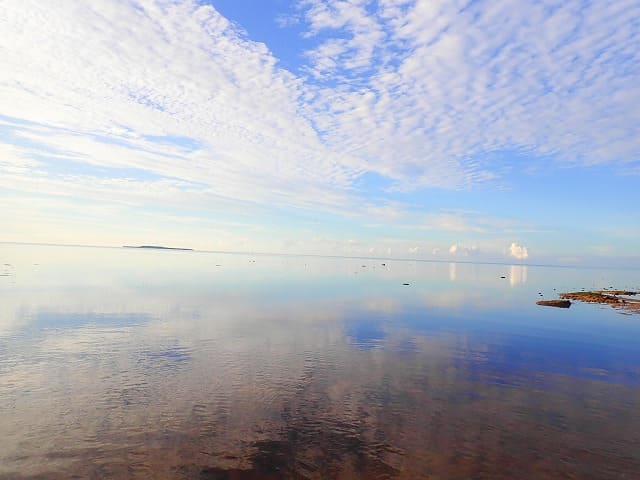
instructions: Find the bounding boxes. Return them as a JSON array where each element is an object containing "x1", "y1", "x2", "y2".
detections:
[{"x1": 536, "y1": 299, "x2": 571, "y2": 308}]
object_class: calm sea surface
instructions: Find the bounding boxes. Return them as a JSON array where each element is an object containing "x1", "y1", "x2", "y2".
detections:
[{"x1": 1, "y1": 244, "x2": 639, "y2": 479}]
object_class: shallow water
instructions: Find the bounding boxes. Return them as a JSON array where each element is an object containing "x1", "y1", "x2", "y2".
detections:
[{"x1": 1, "y1": 244, "x2": 639, "y2": 479}]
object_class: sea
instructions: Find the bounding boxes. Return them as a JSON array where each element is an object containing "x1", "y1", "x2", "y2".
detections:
[{"x1": 1, "y1": 243, "x2": 639, "y2": 479}]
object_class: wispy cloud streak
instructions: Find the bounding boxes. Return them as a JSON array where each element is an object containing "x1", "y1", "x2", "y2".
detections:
[{"x1": 0, "y1": 0, "x2": 358, "y2": 213}]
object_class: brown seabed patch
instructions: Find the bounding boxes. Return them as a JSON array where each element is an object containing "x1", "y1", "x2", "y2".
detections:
[{"x1": 558, "y1": 290, "x2": 640, "y2": 314}]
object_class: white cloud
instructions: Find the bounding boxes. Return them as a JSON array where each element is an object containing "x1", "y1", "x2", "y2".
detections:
[
  {"x1": 509, "y1": 242, "x2": 529, "y2": 260},
  {"x1": 408, "y1": 246, "x2": 419, "y2": 254},
  {"x1": 0, "y1": 0, "x2": 638, "y2": 254},
  {"x1": 298, "y1": 0, "x2": 640, "y2": 189},
  {"x1": 0, "y1": 0, "x2": 361, "y2": 215},
  {"x1": 3, "y1": 0, "x2": 638, "y2": 199},
  {"x1": 589, "y1": 245, "x2": 613, "y2": 255},
  {"x1": 449, "y1": 243, "x2": 478, "y2": 256},
  {"x1": 402, "y1": 210, "x2": 545, "y2": 235}
]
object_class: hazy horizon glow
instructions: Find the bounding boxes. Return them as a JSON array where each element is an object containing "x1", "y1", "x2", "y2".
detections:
[{"x1": 1, "y1": 0, "x2": 639, "y2": 266}]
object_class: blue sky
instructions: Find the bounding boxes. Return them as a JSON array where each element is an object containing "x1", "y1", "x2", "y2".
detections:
[{"x1": 1, "y1": 0, "x2": 639, "y2": 266}]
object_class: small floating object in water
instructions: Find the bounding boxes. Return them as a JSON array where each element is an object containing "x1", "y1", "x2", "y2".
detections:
[
  {"x1": 500, "y1": 276, "x2": 506, "y2": 279},
  {"x1": 402, "y1": 283, "x2": 410, "y2": 286},
  {"x1": 537, "y1": 299, "x2": 571, "y2": 308}
]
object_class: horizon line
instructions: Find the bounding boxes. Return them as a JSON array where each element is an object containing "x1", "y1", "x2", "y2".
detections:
[{"x1": 2, "y1": 240, "x2": 638, "y2": 271}]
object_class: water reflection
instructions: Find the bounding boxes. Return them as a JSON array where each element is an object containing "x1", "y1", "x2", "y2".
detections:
[
  {"x1": 0, "y1": 245, "x2": 639, "y2": 479},
  {"x1": 509, "y1": 264, "x2": 528, "y2": 286}
]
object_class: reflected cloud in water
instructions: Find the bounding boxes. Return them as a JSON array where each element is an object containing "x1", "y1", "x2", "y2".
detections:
[
  {"x1": 509, "y1": 264, "x2": 528, "y2": 287},
  {"x1": 1, "y1": 245, "x2": 639, "y2": 479},
  {"x1": 448, "y1": 262, "x2": 456, "y2": 282}
]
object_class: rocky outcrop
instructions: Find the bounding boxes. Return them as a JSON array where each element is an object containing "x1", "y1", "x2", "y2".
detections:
[{"x1": 536, "y1": 299, "x2": 571, "y2": 308}]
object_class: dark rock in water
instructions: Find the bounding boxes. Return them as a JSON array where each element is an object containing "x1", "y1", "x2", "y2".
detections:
[
  {"x1": 536, "y1": 299, "x2": 571, "y2": 308},
  {"x1": 402, "y1": 283, "x2": 410, "y2": 286},
  {"x1": 500, "y1": 276, "x2": 506, "y2": 279}
]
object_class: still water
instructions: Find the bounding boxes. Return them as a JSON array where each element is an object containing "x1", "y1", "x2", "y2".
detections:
[{"x1": 1, "y1": 244, "x2": 639, "y2": 479}]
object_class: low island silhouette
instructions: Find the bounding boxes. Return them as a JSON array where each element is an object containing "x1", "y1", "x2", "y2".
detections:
[{"x1": 122, "y1": 245, "x2": 193, "y2": 251}]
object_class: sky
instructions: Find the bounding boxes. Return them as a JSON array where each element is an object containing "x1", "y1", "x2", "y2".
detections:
[{"x1": 1, "y1": 0, "x2": 639, "y2": 267}]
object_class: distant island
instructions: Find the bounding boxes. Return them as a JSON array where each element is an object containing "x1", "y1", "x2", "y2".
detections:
[{"x1": 122, "y1": 245, "x2": 193, "y2": 251}]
